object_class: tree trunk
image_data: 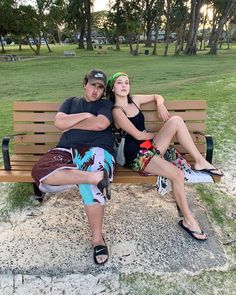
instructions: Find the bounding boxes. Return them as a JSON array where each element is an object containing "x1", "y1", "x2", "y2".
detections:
[
  {"x1": 57, "y1": 26, "x2": 61, "y2": 45},
  {"x1": 85, "y1": 0, "x2": 93, "y2": 51},
  {"x1": 78, "y1": 26, "x2": 85, "y2": 49},
  {"x1": 152, "y1": 20, "x2": 160, "y2": 55},
  {"x1": 184, "y1": 0, "x2": 203, "y2": 55},
  {"x1": 124, "y1": 2, "x2": 133, "y2": 54},
  {"x1": 208, "y1": 8, "x2": 217, "y2": 47},
  {"x1": 209, "y1": 0, "x2": 236, "y2": 55},
  {"x1": 199, "y1": 5, "x2": 208, "y2": 51},
  {"x1": 42, "y1": 32, "x2": 52, "y2": 53},
  {"x1": 115, "y1": 0, "x2": 121, "y2": 51},
  {"x1": 134, "y1": 0, "x2": 145, "y2": 55},
  {"x1": 0, "y1": 35, "x2": 6, "y2": 53},
  {"x1": 226, "y1": 23, "x2": 230, "y2": 49},
  {"x1": 163, "y1": 0, "x2": 171, "y2": 56},
  {"x1": 175, "y1": 23, "x2": 185, "y2": 55},
  {"x1": 19, "y1": 35, "x2": 22, "y2": 51}
]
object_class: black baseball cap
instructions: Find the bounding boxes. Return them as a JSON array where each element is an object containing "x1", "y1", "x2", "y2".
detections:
[{"x1": 86, "y1": 69, "x2": 107, "y2": 88}]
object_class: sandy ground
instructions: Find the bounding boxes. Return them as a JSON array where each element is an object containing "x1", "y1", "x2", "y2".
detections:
[{"x1": 0, "y1": 149, "x2": 235, "y2": 294}]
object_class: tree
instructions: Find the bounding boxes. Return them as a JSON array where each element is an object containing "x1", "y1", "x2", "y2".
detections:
[
  {"x1": 45, "y1": 0, "x2": 66, "y2": 46},
  {"x1": 84, "y1": 0, "x2": 93, "y2": 50},
  {"x1": 172, "y1": 0, "x2": 188, "y2": 55},
  {"x1": 14, "y1": 4, "x2": 38, "y2": 51},
  {"x1": 163, "y1": 0, "x2": 173, "y2": 56},
  {"x1": 143, "y1": 0, "x2": 159, "y2": 46},
  {"x1": 199, "y1": 3, "x2": 211, "y2": 51},
  {"x1": 209, "y1": 0, "x2": 236, "y2": 54},
  {"x1": 114, "y1": 0, "x2": 121, "y2": 51},
  {"x1": 152, "y1": 0, "x2": 164, "y2": 55},
  {"x1": 184, "y1": 0, "x2": 205, "y2": 55},
  {"x1": 66, "y1": 0, "x2": 86, "y2": 48},
  {"x1": 0, "y1": 0, "x2": 16, "y2": 53}
]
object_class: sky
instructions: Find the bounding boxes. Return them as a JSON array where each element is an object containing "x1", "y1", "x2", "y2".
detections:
[
  {"x1": 22, "y1": 0, "x2": 110, "y2": 12},
  {"x1": 93, "y1": 0, "x2": 110, "y2": 12}
]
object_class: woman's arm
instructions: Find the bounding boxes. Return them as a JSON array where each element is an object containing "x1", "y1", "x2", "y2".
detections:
[
  {"x1": 132, "y1": 94, "x2": 170, "y2": 122},
  {"x1": 113, "y1": 108, "x2": 154, "y2": 141},
  {"x1": 155, "y1": 94, "x2": 170, "y2": 121}
]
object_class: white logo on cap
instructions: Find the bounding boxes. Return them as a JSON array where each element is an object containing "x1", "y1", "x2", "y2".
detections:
[{"x1": 95, "y1": 73, "x2": 104, "y2": 78}]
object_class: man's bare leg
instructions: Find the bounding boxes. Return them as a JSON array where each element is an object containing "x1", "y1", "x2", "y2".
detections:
[
  {"x1": 85, "y1": 204, "x2": 108, "y2": 264},
  {"x1": 42, "y1": 169, "x2": 104, "y2": 186}
]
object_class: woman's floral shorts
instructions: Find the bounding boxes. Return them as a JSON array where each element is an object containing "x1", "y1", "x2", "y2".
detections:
[{"x1": 131, "y1": 140, "x2": 160, "y2": 175}]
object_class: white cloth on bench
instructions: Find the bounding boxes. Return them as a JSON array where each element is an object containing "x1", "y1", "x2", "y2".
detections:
[{"x1": 156, "y1": 146, "x2": 214, "y2": 196}]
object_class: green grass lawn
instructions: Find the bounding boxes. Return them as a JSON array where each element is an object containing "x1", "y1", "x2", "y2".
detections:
[
  {"x1": 1, "y1": 43, "x2": 235, "y2": 155},
  {"x1": 0, "y1": 43, "x2": 236, "y2": 293},
  {"x1": 0, "y1": 43, "x2": 236, "y2": 202}
]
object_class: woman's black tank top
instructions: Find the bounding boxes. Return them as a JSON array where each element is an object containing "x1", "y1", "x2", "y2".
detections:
[{"x1": 124, "y1": 105, "x2": 146, "y2": 166}]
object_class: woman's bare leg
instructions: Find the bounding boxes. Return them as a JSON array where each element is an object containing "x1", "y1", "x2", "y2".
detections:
[
  {"x1": 153, "y1": 116, "x2": 222, "y2": 173},
  {"x1": 144, "y1": 156, "x2": 207, "y2": 240}
]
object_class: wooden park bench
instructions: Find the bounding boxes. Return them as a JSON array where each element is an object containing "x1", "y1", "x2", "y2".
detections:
[
  {"x1": 63, "y1": 50, "x2": 76, "y2": 57},
  {"x1": 0, "y1": 54, "x2": 20, "y2": 62},
  {"x1": 0, "y1": 99, "x2": 220, "y2": 201}
]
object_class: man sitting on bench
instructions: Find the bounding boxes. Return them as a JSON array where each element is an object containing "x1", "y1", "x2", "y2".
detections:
[{"x1": 32, "y1": 69, "x2": 115, "y2": 265}]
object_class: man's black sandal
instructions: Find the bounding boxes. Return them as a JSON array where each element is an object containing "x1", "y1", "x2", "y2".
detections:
[
  {"x1": 93, "y1": 243, "x2": 109, "y2": 265},
  {"x1": 97, "y1": 169, "x2": 111, "y2": 200}
]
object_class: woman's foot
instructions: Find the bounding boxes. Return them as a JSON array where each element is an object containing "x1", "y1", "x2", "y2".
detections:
[
  {"x1": 179, "y1": 219, "x2": 208, "y2": 241},
  {"x1": 194, "y1": 161, "x2": 223, "y2": 176},
  {"x1": 93, "y1": 237, "x2": 109, "y2": 265}
]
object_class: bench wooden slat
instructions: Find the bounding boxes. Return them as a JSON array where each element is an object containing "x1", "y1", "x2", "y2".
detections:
[
  {"x1": 14, "y1": 124, "x2": 59, "y2": 132},
  {"x1": 144, "y1": 111, "x2": 206, "y2": 121},
  {"x1": 13, "y1": 133, "x2": 205, "y2": 145},
  {"x1": 14, "y1": 145, "x2": 54, "y2": 154},
  {"x1": 0, "y1": 170, "x2": 34, "y2": 182},
  {"x1": 145, "y1": 122, "x2": 206, "y2": 132},
  {"x1": 9, "y1": 165, "x2": 34, "y2": 171},
  {"x1": 14, "y1": 112, "x2": 56, "y2": 122},
  {"x1": 13, "y1": 101, "x2": 61, "y2": 111},
  {"x1": 140, "y1": 100, "x2": 207, "y2": 111},
  {"x1": 14, "y1": 134, "x2": 60, "y2": 143},
  {"x1": 11, "y1": 155, "x2": 42, "y2": 162},
  {"x1": 13, "y1": 100, "x2": 206, "y2": 112},
  {"x1": 10, "y1": 160, "x2": 37, "y2": 166}
]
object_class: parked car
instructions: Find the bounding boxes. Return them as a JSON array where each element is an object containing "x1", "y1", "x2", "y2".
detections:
[{"x1": 0, "y1": 37, "x2": 7, "y2": 45}]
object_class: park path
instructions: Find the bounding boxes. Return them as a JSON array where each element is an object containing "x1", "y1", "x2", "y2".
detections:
[{"x1": 0, "y1": 184, "x2": 229, "y2": 294}]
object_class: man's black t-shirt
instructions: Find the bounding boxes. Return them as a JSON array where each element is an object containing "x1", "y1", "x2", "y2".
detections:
[{"x1": 57, "y1": 96, "x2": 115, "y2": 156}]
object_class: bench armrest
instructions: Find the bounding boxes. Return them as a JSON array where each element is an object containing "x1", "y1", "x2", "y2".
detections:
[
  {"x1": 2, "y1": 133, "x2": 26, "y2": 171},
  {"x1": 193, "y1": 131, "x2": 213, "y2": 163}
]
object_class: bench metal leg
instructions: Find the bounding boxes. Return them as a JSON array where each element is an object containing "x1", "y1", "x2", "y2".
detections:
[{"x1": 33, "y1": 183, "x2": 44, "y2": 203}]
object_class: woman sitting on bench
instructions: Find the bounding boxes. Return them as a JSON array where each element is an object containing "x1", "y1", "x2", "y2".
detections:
[{"x1": 107, "y1": 72, "x2": 223, "y2": 241}]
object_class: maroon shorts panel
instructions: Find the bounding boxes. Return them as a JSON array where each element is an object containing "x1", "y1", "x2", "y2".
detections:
[{"x1": 31, "y1": 149, "x2": 76, "y2": 187}]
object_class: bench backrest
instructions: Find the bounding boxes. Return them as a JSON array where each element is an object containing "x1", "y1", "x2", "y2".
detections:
[{"x1": 12, "y1": 99, "x2": 207, "y2": 165}]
